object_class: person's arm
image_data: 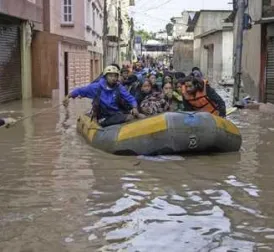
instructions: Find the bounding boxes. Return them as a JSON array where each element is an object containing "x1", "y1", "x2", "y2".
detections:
[
  {"x1": 206, "y1": 86, "x2": 226, "y2": 117},
  {"x1": 69, "y1": 82, "x2": 99, "y2": 99}
]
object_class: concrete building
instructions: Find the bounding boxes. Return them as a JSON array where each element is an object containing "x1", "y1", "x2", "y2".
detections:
[
  {"x1": 0, "y1": 0, "x2": 43, "y2": 103},
  {"x1": 172, "y1": 11, "x2": 195, "y2": 40},
  {"x1": 172, "y1": 11, "x2": 195, "y2": 73},
  {"x1": 85, "y1": 0, "x2": 104, "y2": 81},
  {"x1": 187, "y1": 10, "x2": 233, "y2": 84},
  {"x1": 32, "y1": 0, "x2": 103, "y2": 100},
  {"x1": 231, "y1": 0, "x2": 274, "y2": 103},
  {"x1": 105, "y1": 0, "x2": 133, "y2": 66},
  {"x1": 173, "y1": 40, "x2": 193, "y2": 74}
]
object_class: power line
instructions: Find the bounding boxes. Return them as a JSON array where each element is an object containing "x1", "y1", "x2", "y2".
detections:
[
  {"x1": 143, "y1": 0, "x2": 174, "y2": 12},
  {"x1": 136, "y1": 0, "x2": 161, "y2": 11},
  {"x1": 132, "y1": 9, "x2": 228, "y2": 29}
]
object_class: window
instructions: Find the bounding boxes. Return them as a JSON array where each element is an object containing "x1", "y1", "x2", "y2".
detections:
[
  {"x1": 86, "y1": 1, "x2": 91, "y2": 26},
  {"x1": 92, "y1": 6, "x2": 96, "y2": 29},
  {"x1": 62, "y1": 0, "x2": 73, "y2": 24}
]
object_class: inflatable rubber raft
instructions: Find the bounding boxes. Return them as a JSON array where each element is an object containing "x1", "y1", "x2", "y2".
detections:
[{"x1": 77, "y1": 112, "x2": 242, "y2": 155}]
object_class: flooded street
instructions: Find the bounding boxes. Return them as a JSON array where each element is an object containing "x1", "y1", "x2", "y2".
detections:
[{"x1": 1, "y1": 92, "x2": 274, "y2": 251}]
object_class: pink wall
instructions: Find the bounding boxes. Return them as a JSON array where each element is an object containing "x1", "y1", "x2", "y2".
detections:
[{"x1": 49, "y1": 0, "x2": 85, "y2": 40}]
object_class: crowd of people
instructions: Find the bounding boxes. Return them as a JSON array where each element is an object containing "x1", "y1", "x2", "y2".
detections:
[{"x1": 64, "y1": 62, "x2": 226, "y2": 127}]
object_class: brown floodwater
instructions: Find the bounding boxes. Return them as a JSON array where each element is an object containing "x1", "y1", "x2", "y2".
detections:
[{"x1": 1, "y1": 93, "x2": 274, "y2": 252}]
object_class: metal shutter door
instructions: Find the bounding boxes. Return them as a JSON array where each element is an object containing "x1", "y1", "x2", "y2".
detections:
[
  {"x1": 0, "y1": 24, "x2": 22, "y2": 103},
  {"x1": 266, "y1": 37, "x2": 274, "y2": 103}
]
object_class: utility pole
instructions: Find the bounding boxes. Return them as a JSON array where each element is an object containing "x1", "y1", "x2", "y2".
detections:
[
  {"x1": 128, "y1": 18, "x2": 134, "y2": 63},
  {"x1": 233, "y1": 0, "x2": 245, "y2": 103},
  {"x1": 117, "y1": 0, "x2": 122, "y2": 66},
  {"x1": 103, "y1": 0, "x2": 108, "y2": 68}
]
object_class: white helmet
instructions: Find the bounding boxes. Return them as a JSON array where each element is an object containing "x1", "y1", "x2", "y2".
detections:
[{"x1": 103, "y1": 65, "x2": 120, "y2": 76}]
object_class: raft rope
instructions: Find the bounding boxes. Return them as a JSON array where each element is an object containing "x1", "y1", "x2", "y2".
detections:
[{"x1": 0, "y1": 103, "x2": 63, "y2": 129}]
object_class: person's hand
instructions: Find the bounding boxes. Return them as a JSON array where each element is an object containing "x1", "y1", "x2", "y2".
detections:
[
  {"x1": 131, "y1": 107, "x2": 139, "y2": 117},
  {"x1": 63, "y1": 95, "x2": 71, "y2": 107},
  {"x1": 141, "y1": 107, "x2": 150, "y2": 115}
]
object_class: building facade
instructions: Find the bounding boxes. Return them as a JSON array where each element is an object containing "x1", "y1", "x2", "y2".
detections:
[
  {"x1": 172, "y1": 11, "x2": 195, "y2": 40},
  {"x1": 233, "y1": 0, "x2": 274, "y2": 103},
  {"x1": 105, "y1": 0, "x2": 134, "y2": 66},
  {"x1": 0, "y1": 0, "x2": 43, "y2": 103},
  {"x1": 172, "y1": 11, "x2": 195, "y2": 73},
  {"x1": 32, "y1": 0, "x2": 103, "y2": 100},
  {"x1": 188, "y1": 10, "x2": 233, "y2": 84}
]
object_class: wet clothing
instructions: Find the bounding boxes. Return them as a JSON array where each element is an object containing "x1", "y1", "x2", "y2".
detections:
[
  {"x1": 140, "y1": 92, "x2": 170, "y2": 116},
  {"x1": 70, "y1": 77, "x2": 137, "y2": 127},
  {"x1": 182, "y1": 83, "x2": 226, "y2": 117}
]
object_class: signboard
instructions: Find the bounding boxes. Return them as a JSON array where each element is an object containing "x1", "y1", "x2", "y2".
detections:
[{"x1": 135, "y1": 36, "x2": 142, "y2": 44}]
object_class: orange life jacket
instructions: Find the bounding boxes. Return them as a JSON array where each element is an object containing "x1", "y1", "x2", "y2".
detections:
[{"x1": 182, "y1": 81, "x2": 219, "y2": 116}]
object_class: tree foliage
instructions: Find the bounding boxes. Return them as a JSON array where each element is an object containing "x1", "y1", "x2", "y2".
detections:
[{"x1": 134, "y1": 29, "x2": 155, "y2": 42}]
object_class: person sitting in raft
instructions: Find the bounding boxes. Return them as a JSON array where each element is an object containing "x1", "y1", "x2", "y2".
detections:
[
  {"x1": 119, "y1": 67, "x2": 129, "y2": 84},
  {"x1": 64, "y1": 65, "x2": 142, "y2": 127},
  {"x1": 134, "y1": 78, "x2": 153, "y2": 105},
  {"x1": 148, "y1": 73, "x2": 161, "y2": 92},
  {"x1": 171, "y1": 79, "x2": 185, "y2": 112},
  {"x1": 163, "y1": 74, "x2": 173, "y2": 84},
  {"x1": 124, "y1": 74, "x2": 140, "y2": 96},
  {"x1": 162, "y1": 82, "x2": 184, "y2": 112},
  {"x1": 139, "y1": 82, "x2": 183, "y2": 115},
  {"x1": 191, "y1": 67, "x2": 209, "y2": 85},
  {"x1": 181, "y1": 76, "x2": 226, "y2": 117}
]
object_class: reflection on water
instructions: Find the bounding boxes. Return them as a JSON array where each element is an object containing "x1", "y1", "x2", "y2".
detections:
[{"x1": 1, "y1": 96, "x2": 274, "y2": 251}]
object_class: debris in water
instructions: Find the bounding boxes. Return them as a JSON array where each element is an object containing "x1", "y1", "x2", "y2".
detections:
[
  {"x1": 88, "y1": 234, "x2": 97, "y2": 241},
  {"x1": 65, "y1": 237, "x2": 74, "y2": 243},
  {"x1": 137, "y1": 155, "x2": 184, "y2": 162}
]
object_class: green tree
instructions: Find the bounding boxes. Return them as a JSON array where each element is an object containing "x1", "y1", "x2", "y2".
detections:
[{"x1": 134, "y1": 29, "x2": 153, "y2": 42}]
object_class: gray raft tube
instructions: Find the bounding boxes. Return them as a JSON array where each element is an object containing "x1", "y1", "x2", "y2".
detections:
[{"x1": 77, "y1": 112, "x2": 242, "y2": 156}]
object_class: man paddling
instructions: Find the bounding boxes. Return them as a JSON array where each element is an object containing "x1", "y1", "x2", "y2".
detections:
[{"x1": 63, "y1": 65, "x2": 141, "y2": 127}]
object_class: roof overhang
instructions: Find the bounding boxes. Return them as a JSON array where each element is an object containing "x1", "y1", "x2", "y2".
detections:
[{"x1": 255, "y1": 17, "x2": 274, "y2": 24}]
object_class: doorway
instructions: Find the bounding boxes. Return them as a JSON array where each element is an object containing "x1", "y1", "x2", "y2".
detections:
[
  {"x1": 64, "y1": 52, "x2": 69, "y2": 96},
  {"x1": 90, "y1": 59, "x2": 94, "y2": 81},
  {"x1": 207, "y1": 44, "x2": 214, "y2": 83}
]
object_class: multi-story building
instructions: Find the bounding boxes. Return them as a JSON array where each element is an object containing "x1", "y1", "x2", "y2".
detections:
[
  {"x1": 0, "y1": 0, "x2": 43, "y2": 103},
  {"x1": 105, "y1": 0, "x2": 134, "y2": 66},
  {"x1": 85, "y1": 0, "x2": 104, "y2": 80},
  {"x1": 32, "y1": 0, "x2": 103, "y2": 100}
]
